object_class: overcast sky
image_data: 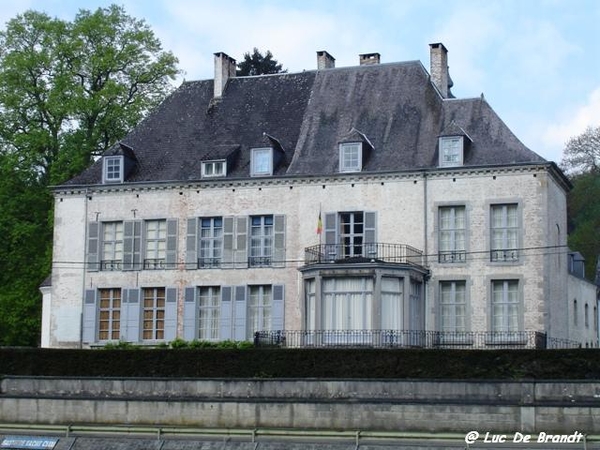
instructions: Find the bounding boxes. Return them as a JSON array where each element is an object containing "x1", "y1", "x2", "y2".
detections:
[{"x1": 2, "y1": 0, "x2": 599, "y2": 164}]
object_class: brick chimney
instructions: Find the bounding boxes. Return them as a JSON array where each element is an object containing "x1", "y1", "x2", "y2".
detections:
[
  {"x1": 359, "y1": 53, "x2": 380, "y2": 65},
  {"x1": 429, "y1": 43, "x2": 450, "y2": 98},
  {"x1": 317, "y1": 51, "x2": 335, "y2": 70},
  {"x1": 214, "y1": 52, "x2": 236, "y2": 98}
]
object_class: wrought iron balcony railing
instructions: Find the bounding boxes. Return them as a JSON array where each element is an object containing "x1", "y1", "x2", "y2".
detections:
[
  {"x1": 254, "y1": 330, "x2": 582, "y2": 350},
  {"x1": 304, "y1": 243, "x2": 424, "y2": 266}
]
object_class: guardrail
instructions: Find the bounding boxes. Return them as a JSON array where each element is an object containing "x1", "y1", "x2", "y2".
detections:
[{"x1": 304, "y1": 243, "x2": 424, "y2": 266}]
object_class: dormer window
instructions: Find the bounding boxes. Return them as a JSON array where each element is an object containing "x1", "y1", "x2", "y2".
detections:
[
  {"x1": 103, "y1": 156, "x2": 123, "y2": 183},
  {"x1": 339, "y1": 142, "x2": 362, "y2": 173},
  {"x1": 439, "y1": 136, "x2": 464, "y2": 167},
  {"x1": 202, "y1": 160, "x2": 226, "y2": 178},
  {"x1": 251, "y1": 147, "x2": 273, "y2": 176}
]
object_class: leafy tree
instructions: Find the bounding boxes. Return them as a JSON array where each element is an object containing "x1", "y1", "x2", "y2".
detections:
[
  {"x1": 236, "y1": 48, "x2": 286, "y2": 76},
  {"x1": 0, "y1": 5, "x2": 179, "y2": 345},
  {"x1": 567, "y1": 172, "x2": 600, "y2": 281},
  {"x1": 560, "y1": 125, "x2": 600, "y2": 176}
]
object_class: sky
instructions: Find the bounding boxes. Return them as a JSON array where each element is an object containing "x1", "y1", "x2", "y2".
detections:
[{"x1": 1, "y1": 0, "x2": 599, "y2": 164}]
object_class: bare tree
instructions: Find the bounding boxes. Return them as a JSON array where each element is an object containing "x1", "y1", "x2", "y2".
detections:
[{"x1": 560, "y1": 126, "x2": 600, "y2": 175}]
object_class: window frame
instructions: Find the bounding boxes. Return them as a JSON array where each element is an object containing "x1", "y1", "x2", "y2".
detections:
[
  {"x1": 199, "y1": 217, "x2": 223, "y2": 268},
  {"x1": 250, "y1": 147, "x2": 273, "y2": 176},
  {"x1": 201, "y1": 160, "x2": 227, "y2": 178},
  {"x1": 339, "y1": 142, "x2": 362, "y2": 173},
  {"x1": 249, "y1": 215, "x2": 274, "y2": 267},
  {"x1": 198, "y1": 286, "x2": 220, "y2": 341},
  {"x1": 438, "y1": 205, "x2": 467, "y2": 263},
  {"x1": 101, "y1": 221, "x2": 124, "y2": 271},
  {"x1": 103, "y1": 156, "x2": 123, "y2": 183},
  {"x1": 247, "y1": 285, "x2": 273, "y2": 340},
  {"x1": 439, "y1": 280, "x2": 468, "y2": 333},
  {"x1": 489, "y1": 203, "x2": 521, "y2": 263},
  {"x1": 439, "y1": 136, "x2": 463, "y2": 167},
  {"x1": 490, "y1": 279, "x2": 522, "y2": 334},
  {"x1": 142, "y1": 287, "x2": 166, "y2": 341},
  {"x1": 144, "y1": 219, "x2": 167, "y2": 269},
  {"x1": 98, "y1": 288, "x2": 121, "y2": 341}
]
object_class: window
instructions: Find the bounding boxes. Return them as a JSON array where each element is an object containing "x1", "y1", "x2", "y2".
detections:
[
  {"x1": 491, "y1": 280, "x2": 520, "y2": 332},
  {"x1": 143, "y1": 287, "x2": 165, "y2": 340},
  {"x1": 439, "y1": 281, "x2": 466, "y2": 332},
  {"x1": 144, "y1": 220, "x2": 167, "y2": 269},
  {"x1": 340, "y1": 212, "x2": 364, "y2": 258},
  {"x1": 305, "y1": 279, "x2": 316, "y2": 331},
  {"x1": 199, "y1": 286, "x2": 220, "y2": 340},
  {"x1": 101, "y1": 222, "x2": 123, "y2": 270},
  {"x1": 381, "y1": 277, "x2": 403, "y2": 330},
  {"x1": 322, "y1": 277, "x2": 372, "y2": 331},
  {"x1": 490, "y1": 204, "x2": 519, "y2": 262},
  {"x1": 103, "y1": 156, "x2": 123, "y2": 183},
  {"x1": 199, "y1": 217, "x2": 222, "y2": 268},
  {"x1": 202, "y1": 160, "x2": 226, "y2": 178},
  {"x1": 249, "y1": 215, "x2": 273, "y2": 267},
  {"x1": 574, "y1": 299, "x2": 578, "y2": 326},
  {"x1": 248, "y1": 285, "x2": 272, "y2": 339},
  {"x1": 339, "y1": 143, "x2": 362, "y2": 172},
  {"x1": 439, "y1": 137, "x2": 463, "y2": 167},
  {"x1": 438, "y1": 206, "x2": 466, "y2": 263},
  {"x1": 585, "y1": 303, "x2": 589, "y2": 328},
  {"x1": 251, "y1": 148, "x2": 273, "y2": 176},
  {"x1": 98, "y1": 288, "x2": 121, "y2": 341}
]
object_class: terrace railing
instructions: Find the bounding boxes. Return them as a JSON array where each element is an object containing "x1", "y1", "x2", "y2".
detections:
[
  {"x1": 304, "y1": 243, "x2": 425, "y2": 267},
  {"x1": 254, "y1": 330, "x2": 581, "y2": 350}
]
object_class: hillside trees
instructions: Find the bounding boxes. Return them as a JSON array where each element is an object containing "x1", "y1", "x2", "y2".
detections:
[
  {"x1": 0, "y1": 5, "x2": 179, "y2": 345},
  {"x1": 561, "y1": 126, "x2": 600, "y2": 281}
]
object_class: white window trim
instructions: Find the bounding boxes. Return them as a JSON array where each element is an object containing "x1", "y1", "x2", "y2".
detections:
[
  {"x1": 201, "y1": 160, "x2": 227, "y2": 178},
  {"x1": 439, "y1": 136, "x2": 464, "y2": 167},
  {"x1": 339, "y1": 142, "x2": 362, "y2": 173},
  {"x1": 251, "y1": 148, "x2": 273, "y2": 176},
  {"x1": 103, "y1": 156, "x2": 123, "y2": 183}
]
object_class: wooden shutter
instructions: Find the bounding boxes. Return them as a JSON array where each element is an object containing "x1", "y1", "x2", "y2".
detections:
[
  {"x1": 324, "y1": 212, "x2": 339, "y2": 259},
  {"x1": 185, "y1": 218, "x2": 198, "y2": 270},
  {"x1": 87, "y1": 222, "x2": 100, "y2": 272},
  {"x1": 233, "y1": 286, "x2": 247, "y2": 341},
  {"x1": 183, "y1": 287, "x2": 197, "y2": 341},
  {"x1": 222, "y1": 217, "x2": 235, "y2": 268},
  {"x1": 123, "y1": 220, "x2": 141, "y2": 271},
  {"x1": 235, "y1": 217, "x2": 248, "y2": 268},
  {"x1": 220, "y1": 286, "x2": 233, "y2": 340},
  {"x1": 273, "y1": 215, "x2": 286, "y2": 267},
  {"x1": 364, "y1": 211, "x2": 377, "y2": 256},
  {"x1": 272, "y1": 284, "x2": 285, "y2": 331},
  {"x1": 166, "y1": 219, "x2": 178, "y2": 269},
  {"x1": 82, "y1": 289, "x2": 97, "y2": 343},
  {"x1": 164, "y1": 287, "x2": 178, "y2": 341},
  {"x1": 124, "y1": 288, "x2": 141, "y2": 342}
]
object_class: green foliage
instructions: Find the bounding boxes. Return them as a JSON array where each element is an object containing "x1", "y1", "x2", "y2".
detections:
[
  {"x1": 0, "y1": 5, "x2": 180, "y2": 346},
  {"x1": 567, "y1": 172, "x2": 600, "y2": 280},
  {"x1": 102, "y1": 341, "x2": 141, "y2": 350},
  {"x1": 236, "y1": 48, "x2": 285, "y2": 76},
  {"x1": 170, "y1": 338, "x2": 254, "y2": 349}
]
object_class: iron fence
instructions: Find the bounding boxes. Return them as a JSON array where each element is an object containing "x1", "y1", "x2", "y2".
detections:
[
  {"x1": 304, "y1": 243, "x2": 424, "y2": 266},
  {"x1": 254, "y1": 330, "x2": 582, "y2": 350}
]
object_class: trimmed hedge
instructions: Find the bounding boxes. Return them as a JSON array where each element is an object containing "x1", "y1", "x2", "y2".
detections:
[{"x1": 1, "y1": 348, "x2": 600, "y2": 379}]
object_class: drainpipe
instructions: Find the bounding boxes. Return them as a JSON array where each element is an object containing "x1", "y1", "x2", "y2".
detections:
[{"x1": 423, "y1": 171, "x2": 429, "y2": 330}]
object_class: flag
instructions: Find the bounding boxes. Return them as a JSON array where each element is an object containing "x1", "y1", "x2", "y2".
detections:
[{"x1": 316, "y1": 211, "x2": 323, "y2": 234}]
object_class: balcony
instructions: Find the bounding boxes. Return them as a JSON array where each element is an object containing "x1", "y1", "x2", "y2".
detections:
[
  {"x1": 254, "y1": 330, "x2": 581, "y2": 350},
  {"x1": 304, "y1": 243, "x2": 425, "y2": 267}
]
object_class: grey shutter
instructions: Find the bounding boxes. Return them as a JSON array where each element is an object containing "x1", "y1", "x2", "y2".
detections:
[
  {"x1": 82, "y1": 289, "x2": 97, "y2": 343},
  {"x1": 272, "y1": 284, "x2": 285, "y2": 331},
  {"x1": 183, "y1": 287, "x2": 197, "y2": 341},
  {"x1": 124, "y1": 288, "x2": 141, "y2": 342},
  {"x1": 135, "y1": 221, "x2": 143, "y2": 270},
  {"x1": 87, "y1": 222, "x2": 100, "y2": 272},
  {"x1": 123, "y1": 220, "x2": 142, "y2": 271},
  {"x1": 233, "y1": 286, "x2": 247, "y2": 341},
  {"x1": 220, "y1": 286, "x2": 233, "y2": 340},
  {"x1": 324, "y1": 212, "x2": 339, "y2": 260},
  {"x1": 164, "y1": 287, "x2": 178, "y2": 341},
  {"x1": 364, "y1": 211, "x2": 377, "y2": 256},
  {"x1": 235, "y1": 217, "x2": 248, "y2": 268},
  {"x1": 273, "y1": 215, "x2": 286, "y2": 267},
  {"x1": 222, "y1": 216, "x2": 234, "y2": 268},
  {"x1": 166, "y1": 219, "x2": 178, "y2": 269},
  {"x1": 186, "y1": 218, "x2": 198, "y2": 270}
]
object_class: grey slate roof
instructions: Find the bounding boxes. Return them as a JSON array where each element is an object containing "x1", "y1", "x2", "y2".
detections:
[{"x1": 64, "y1": 59, "x2": 545, "y2": 186}]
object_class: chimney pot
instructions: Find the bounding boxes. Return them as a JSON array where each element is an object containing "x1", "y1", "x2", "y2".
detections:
[
  {"x1": 359, "y1": 53, "x2": 380, "y2": 65},
  {"x1": 317, "y1": 51, "x2": 335, "y2": 70},
  {"x1": 214, "y1": 52, "x2": 236, "y2": 98},
  {"x1": 429, "y1": 43, "x2": 450, "y2": 98}
]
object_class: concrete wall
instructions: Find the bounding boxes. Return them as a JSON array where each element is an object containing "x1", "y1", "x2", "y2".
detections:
[
  {"x1": 567, "y1": 273, "x2": 599, "y2": 347},
  {"x1": 47, "y1": 164, "x2": 577, "y2": 347},
  {"x1": 2, "y1": 377, "x2": 600, "y2": 434}
]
